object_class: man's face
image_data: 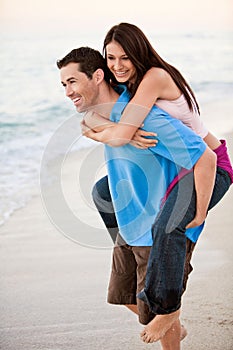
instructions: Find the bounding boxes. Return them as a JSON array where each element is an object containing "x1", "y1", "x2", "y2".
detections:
[{"x1": 60, "y1": 62, "x2": 99, "y2": 113}]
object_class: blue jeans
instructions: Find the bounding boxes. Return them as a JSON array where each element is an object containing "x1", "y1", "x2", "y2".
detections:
[{"x1": 92, "y1": 167, "x2": 231, "y2": 314}]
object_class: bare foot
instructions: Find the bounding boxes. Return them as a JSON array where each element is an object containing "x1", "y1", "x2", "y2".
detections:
[
  {"x1": 180, "y1": 324, "x2": 187, "y2": 341},
  {"x1": 166, "y1": 323, "x2": 187, "y2": 341},
  {"x1": 140, "y1": 309, "x2": 180, "y2": 343}
]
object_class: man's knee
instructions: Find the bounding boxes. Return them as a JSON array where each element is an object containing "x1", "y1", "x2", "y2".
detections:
[{"x1": 92, "y1": 176, "x2": 115, "y2": 216}]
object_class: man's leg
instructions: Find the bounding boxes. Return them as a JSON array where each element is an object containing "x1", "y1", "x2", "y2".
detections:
[
  {"x1": 160, "y1": 319, "x2": 181, "y2": 350},
  {"x1": 125, "y1": 304, "x2": 138, "y2": 314},
  {"x1": 126, "y1": 305, "x2": 185, "y2": 350},
  {"x1": 133, "y1": 245, "x2": 184, "y2": 349},
  {"x1": 92, "y1": 176, "x2": 186, "y2": 346},
  {"x1": 93, "y1": 176, "x2": 184, "y2": 344}
]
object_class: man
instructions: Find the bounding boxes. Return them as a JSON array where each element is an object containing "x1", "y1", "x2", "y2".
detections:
[{"x1": 57, "y1": 47, "x2": 230, "y2": 348}]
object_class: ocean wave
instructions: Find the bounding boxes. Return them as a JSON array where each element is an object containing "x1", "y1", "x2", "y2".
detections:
[
  {"x1": 0, "y1": 121, "x2": 35, "y2": 128},
  {"x1": 193, "y1": 81, "x2": 233, "y2": 95}
]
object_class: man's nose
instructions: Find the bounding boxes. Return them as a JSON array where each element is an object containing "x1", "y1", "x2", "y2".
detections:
[{"x1": 66, "y1": 85, "x2": 73, "y2": 97}]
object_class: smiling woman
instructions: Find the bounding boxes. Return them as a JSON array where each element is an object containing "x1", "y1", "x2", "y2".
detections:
[{"x1": 106, "y1": 41, "x2": 137, "y2": 83}]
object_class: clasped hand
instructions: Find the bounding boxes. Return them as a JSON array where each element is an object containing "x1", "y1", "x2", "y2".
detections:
[{"x1": 130, "y1": 129, "x2": 158, "y2": 149}]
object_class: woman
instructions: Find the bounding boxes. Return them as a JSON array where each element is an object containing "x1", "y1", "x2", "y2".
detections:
[
  {"x1": 85, "y1": 21, "x2": 230, "y2": 232},
  {"x1": 82, "y1": 23, "x2": 233, "y2": 345}
]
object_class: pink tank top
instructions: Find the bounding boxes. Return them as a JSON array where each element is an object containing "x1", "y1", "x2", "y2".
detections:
[{"x1": 156, "y1": 95, "x2": 208, "y2": 138}]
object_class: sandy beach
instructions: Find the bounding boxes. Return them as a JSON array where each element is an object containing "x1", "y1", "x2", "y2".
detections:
[{"x1": 0, "y1": 135, "x2": 233, "y2": 350}]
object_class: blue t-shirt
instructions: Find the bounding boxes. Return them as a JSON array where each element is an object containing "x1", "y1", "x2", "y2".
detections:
[{"x1": 105, "y1": 86, "x2": 206, "y2": 245}]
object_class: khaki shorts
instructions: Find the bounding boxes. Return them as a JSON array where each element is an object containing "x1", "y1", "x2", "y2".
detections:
[{"x1": 107, "y1": 234, "x2": 195, "y2": 325}]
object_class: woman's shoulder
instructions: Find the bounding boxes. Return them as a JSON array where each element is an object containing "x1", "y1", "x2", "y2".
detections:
[
  {"x1": 145, "y1": 67, "x2": 169, "y2": 80},
  {"x1": 142, "y1": 68, "x2": 171, "y2": 95},
  {"x1": 143, "y1": 67, "x2": 178, "y2": 100},
  {"x1": 143, "y1": 68, "x2": 172, "y2": 92}
]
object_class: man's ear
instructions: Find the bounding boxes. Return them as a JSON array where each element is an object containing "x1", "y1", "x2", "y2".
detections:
[{"x1": 94, "y1": 68, "x2": 104, "y2": 85}]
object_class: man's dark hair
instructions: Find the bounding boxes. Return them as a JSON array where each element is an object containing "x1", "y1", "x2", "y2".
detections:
[{"x1": 57, "y1": 46, "x2": 114, "y2": 83}]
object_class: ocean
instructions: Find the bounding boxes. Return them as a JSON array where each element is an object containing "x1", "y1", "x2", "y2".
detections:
[{"x1": 1, "y1": 30, "x2": 233, "y2": 225}]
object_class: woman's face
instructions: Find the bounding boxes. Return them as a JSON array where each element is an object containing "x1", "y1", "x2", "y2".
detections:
[{"x1": 106, "y1": 41, "x2": 136, "y2": 84}]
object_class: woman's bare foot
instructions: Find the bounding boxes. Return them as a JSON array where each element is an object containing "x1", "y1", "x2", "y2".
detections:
[{"x1": 140, "y1": 309, "x2": 180, "y2": 343}]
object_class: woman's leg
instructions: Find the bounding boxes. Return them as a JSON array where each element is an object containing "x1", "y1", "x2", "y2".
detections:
[
  {"x1": 138, "y1": 168, "x2": 231, "y2": 315},
  {"x1": 138, "y1": 172, "x2": 195, "y2": 315},
  {"x1": 138, "y1": 168, "x2": 231, "y2": 343},
  {"x1": 139, "y1": 168, "x2": 231, "y2": 343}
]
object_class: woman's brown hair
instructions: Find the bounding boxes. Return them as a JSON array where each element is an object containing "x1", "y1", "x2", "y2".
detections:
[{"x1": 103, "y1": 23, "x2": 200, "y2": 113}]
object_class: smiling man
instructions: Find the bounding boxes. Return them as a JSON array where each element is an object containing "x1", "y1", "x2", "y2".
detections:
[{"x1": 58, "y1": 47, "x2": 117, "y2": 113}]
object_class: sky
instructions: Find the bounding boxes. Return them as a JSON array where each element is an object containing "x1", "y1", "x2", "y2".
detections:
[{"x1": 1, "y1": 0, "x2": 233, "y2": 36}]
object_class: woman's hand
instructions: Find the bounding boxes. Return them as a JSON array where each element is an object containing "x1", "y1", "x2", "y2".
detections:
[
  {"x1": 130, "y1": 129, "x2": 158, "y2": 149},
  {"x1": 186, "y1": 213, "x2": 207, "y2": 229}
]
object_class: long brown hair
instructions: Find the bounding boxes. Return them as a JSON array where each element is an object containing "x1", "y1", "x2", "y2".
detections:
[{"x1": 103, "y1": 23, "x2": 200, "y2": 113}]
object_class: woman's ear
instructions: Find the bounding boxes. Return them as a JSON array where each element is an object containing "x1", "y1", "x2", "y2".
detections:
[{"x1": 94, "y1": 68, "x2": 105, "y2": 85}]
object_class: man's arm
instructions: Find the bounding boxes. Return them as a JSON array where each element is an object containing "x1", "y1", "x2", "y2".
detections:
[{"x1": 186, "y1": 147, "x2": 217, "y2": 228}]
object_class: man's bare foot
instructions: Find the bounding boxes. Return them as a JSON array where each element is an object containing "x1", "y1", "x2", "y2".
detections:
[
  {"x1": 140, "y1": 309, "x2": 180, "y2": 343},
  {"x1": 180, "y1": 325, "x2": 187, "y2": 341},
  {"x1": 166, "y1": 323, "x2": 188, "y2": 341}
]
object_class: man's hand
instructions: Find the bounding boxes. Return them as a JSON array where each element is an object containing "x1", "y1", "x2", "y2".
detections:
[
  {"x1": 130, "y1": 129, "x2": 158, "y2": 149},
  {"x1": 81, "y1": 120, "x2": 95, "y2": 138},
  {"x1": 81, "y1": 120, "x2": 89, "y2": 134}
]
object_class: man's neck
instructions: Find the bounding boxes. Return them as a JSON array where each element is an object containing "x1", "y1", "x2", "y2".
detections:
[{"x1": 90, "y1": 83, "x2": 119, "y2": 119}]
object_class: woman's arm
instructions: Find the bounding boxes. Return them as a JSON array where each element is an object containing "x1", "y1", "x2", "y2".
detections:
[
  {"x1": 119, "y1": 67, "x2": 167, "y2": 125},
  {"x1": 82, "y1": 108, "x2": 157, "y2": 147},
  {"x1": 82, "y1": 68, "x2": 165, "y2": 146},
  {"x1": 81, "y1": 117, "x2": 157, "y2": 147},
  {"x1": 186, "y1": 147, "x2": 217, "y2": 228}
]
